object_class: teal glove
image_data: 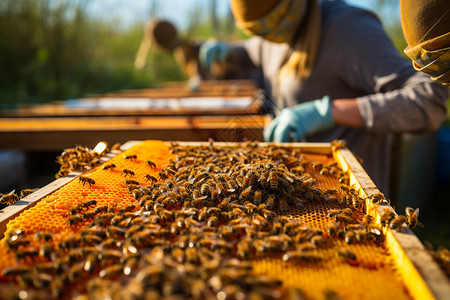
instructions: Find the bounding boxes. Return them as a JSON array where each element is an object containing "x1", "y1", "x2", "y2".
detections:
[
  {"x1": 199, "y1": 40, "x2": 231, "y2": 70},
  {"x1": 264, "y1": 96, "x2": 334, "y2": 142}
]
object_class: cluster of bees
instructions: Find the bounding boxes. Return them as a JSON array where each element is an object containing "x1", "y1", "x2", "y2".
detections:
[
  {"x1": 0, "y1": 141, "x2": 396, "y2": 300},
  {"x1": 55, "y1": 143, "x2": 121, "y2": 179},
  {"x1": 424, "y1": 242, "x2": 450, "y2": 277},
  {"x1": 0, "y1": 188, "x2": 38, "y2": 209}
]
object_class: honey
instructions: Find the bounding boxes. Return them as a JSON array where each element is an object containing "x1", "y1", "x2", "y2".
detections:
[{"x1": 0, "y1": 140, "x2": 411, "y2": 300}]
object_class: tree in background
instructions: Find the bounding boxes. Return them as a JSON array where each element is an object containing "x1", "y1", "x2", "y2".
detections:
[{"x1": 0, "y1": 0, "x2": 408, "y2": 109}]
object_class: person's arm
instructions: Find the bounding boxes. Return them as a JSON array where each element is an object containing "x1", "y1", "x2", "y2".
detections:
[{"x1": 331, "y1": 98, "x2": 364, "y2": 128}]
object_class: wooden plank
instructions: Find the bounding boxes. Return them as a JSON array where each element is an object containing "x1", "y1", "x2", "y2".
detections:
[
  {"x1": 1, "y1": 140, "x2": 448, "y2": 300},
  {"x1": 0, "y1": 150, "x2": 121, "y2": 239},
  {"x1": 0, "y1": 116, "x2": 269, "y2": 151},
  {"x1": 334, "y1": 147, "x2": 450, "y2": 300}
]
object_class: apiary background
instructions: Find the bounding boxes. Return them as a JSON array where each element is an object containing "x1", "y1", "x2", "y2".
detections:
[{"x1": 0, "y1": 140, "x2": 448, "y2": 300}]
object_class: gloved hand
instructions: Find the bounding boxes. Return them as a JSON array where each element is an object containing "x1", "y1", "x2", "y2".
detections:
[
  {"x1": 199, "y1": 40, "x2": 232, "y2": 70},
  {"x1": 264, "y1": 96, "x2": 334, "y2": 142}
]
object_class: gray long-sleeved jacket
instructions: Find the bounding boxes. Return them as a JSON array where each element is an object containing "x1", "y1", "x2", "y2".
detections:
[{"x1": 240, "y1": 0, "x2": 449, "y2": 194}]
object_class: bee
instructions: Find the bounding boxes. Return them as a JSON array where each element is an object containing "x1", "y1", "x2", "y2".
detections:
[
  {"x1": 279, "y1": 198, "x2": 289, "y2": 213},
  {"x1": 352, "y1": 195, "x2": 365, "y2": 212},
  {"x1": 405, "y1": 206, "x2": 424, "y2": 229},
  {"x1": 326, "y1": 222, "x2": 339, "y2": 237},
  {"x1": 390, "y1": 215, "x2": 408, "y2": 231},
  {"x1": 253, "y1": 190, "x2": 262, "y2": 205},
  {"x1": 94, "y1": 205, "x2": 109, "y2": 214},
  {"x1": 200, "y1": 183, "x2": 210, "y2": 195},
  {"x1": 370, "y1": 192, "x2": 385, "y2": 204},
  {"x1": 78, "y1": 176, "x2": 95, "y2": 186},
  {"x1": 361, "y1": 215, "x2": 374, "y2": 228},
  {"x1": 125, "y1": 179, "x2": 140, "y2": 186},
  {"x1": 268, "y1": 171, "x2": 278, "y2": 189},
  {"x1": 227, "y1": 179, "x2": 239, "y2": 191},
  {"x1": 244, "y1": 170, "x2": 256, "y2": 186},
  {"x1": 2, "y1": 266, "x2": 30, "y2": 277},
  {"x1": 39, "y1": 242, "x2": 53, "y2": 259},
  {"x1": 35, "y1": 231, "x2": 53, "y2": 242},
  {"x1": 124, "y1": 154, "x2": 137, "y2": 161},
  {"x1": 122, "y1": 169, "x2": 135, "y2": 177},
  {"x1": 252, "y1": 215, "x2": 269, "y2": 229},
  {"x1": 265, "y1": 195, "x2": 275, "y2": 209},
  {"x1": 81, "y1": 199, "x2": 98, "y2": 209},
  {"x1": 144, "y1": 161, "x2": 157, "y2": 170},
  {"x1": 16, "y1": 248, "x2": 39, "y2": 260},
  {"x1": 336, "y1": 247, "x2": 357, "y2": 263},
  {"x1": 68, "y1": 214, "x2": 84, "y2": 226},
  {"x1": 19, "y1": 188, "x2": 38, "y2": 199},
  {"x1": 334, "y1": 213, "x2": 356, "y2": 224},
  {"x1": 0, "y1": 190, "x2": 19, "y2": 205},
  {"x1": 145, "y1": 174, "x2": 157, "y2": 183},
  {"x1": 260, "y1": 171, "x2": 270, "y2": 189},
  {"x1": 380, "y1": 208, "x2": 396, "y2": 227},
  {"x1": 102, "y1": 163, "x2": 116, "y2": 170},
  {"x1": 239, "y1": 186, "x2": 252, "y2": 202},
  {"x1": 344, "y1": 231, "x2": 356, "y2": 244},
  {"x1": 282, "y1": 251, "x2": 322, "y2": 263}
]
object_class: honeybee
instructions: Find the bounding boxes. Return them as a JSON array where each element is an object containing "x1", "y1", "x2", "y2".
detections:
[
  {"x1": 405, "y1": 207, "x2": 424, "y2": 229},
  {"x1": 265, "y1": 195, "x2": 275, "y2": 209},
  {"x1": 344, "y1": 231, "x2": 356, "y2": 244},
  {"x1": 144, "y1": 174, "x2": 157, "y2": 183},
  {"x1": 39, "y1": 242, "x2": 53, "y2": 259},
  {"x1": 79, "y1": 176, "x2": 95, "y2": 186},
  {"x1": 99, "y1": 264, "x2": 124, "y2": 278},
  {"x1": 334, "y1": 213, "x2": 356, "y2": 224},
  {"x1": 200, "y1": 183, "x2": 210, "y2": 195},
  {"x1": 125, "y1": 179, "x2": 140, "y2": 186},
  {"x1": 268, "y1": 171, "x2": 278, "y2": 189},
  {"x1": 124, "y1": 154, "x2": 137, "y2": 161},
  {"x1": 0, "y1": 190, "x2": 19, "y2": 205},
  {"x1": 361, "y1": 215, "x2": 374, "y2": 228},
  {"x1": 282, "y1": 251, "x2": 322, "y2": 263},
  {"x1": 15, "y1": 248, "x2": 39, "y2": 260},
  {"x1": 260, "y1": 171, "x2": 269, "y2": 189},
  {"x1": 239, "y1": 186, "x2": 253, "y2": 202},
  {"x1": 35, "y1": 231, "x2": 53, "y2": 242},
  {"x1": 336, "y1": 247, "x2": 357, "y2": 263},
  {"x1": 390, "y1": 215, "x2": 408, "y2": 231},
  {"x1": 81, "y1": 199, "x2": 98, "y2": 209},
  {"x1": 19, "y1": 188, "x2": 38, "y2": 199},
  {"x1": 370, "y1": 192, "x2": 385, "y2": 204},
  {"x1": 68, "y1": 214, "x2": 84, "y2": 226},
  {"x1": 102, "y1": 163, "x2": 116, "y2": 170},
  {"x1": 252, "y1": 190, "x2": 262, "y2": 205},
  {"x1": 122, "y1": 169, "x2": 135, "y2": 177},
  {"x1": 352, "y1": 195, "x2": 365, "y2": 212},
  {"x1": 326, "y1": 222, "x2": 339, "y2": 237},
  {"x1": 380, "y1": 208, "x2": 396, "y2": 227},
  {"x1": 147, "y1": 160, "x2": 157, "y2": 169},
  {"x1": 2, "y1": 266, "x2": 31, "y2": 276},
  {"x1": 279, "y1": 198, "x2": 289, "y2": 213}
]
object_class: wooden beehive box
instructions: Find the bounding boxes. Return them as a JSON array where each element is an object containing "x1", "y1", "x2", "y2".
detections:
[{"x1": 0, "y1": 140, "x2": 448, "y2": 300}]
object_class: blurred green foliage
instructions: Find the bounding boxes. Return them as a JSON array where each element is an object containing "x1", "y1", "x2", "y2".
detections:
[
  {"x1": 0, "y1": 0, "x2": 438, "y2": 110},
  {"x1": 0, "y1": 0, "x2": 186, "y2": 109}
]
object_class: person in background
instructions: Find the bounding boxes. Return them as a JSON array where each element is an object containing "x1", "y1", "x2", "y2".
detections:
[
  {"x1": 199, "y1": 0, "x2": 449, "y2": 195},
  {"x1": 135, "y1": 18, "x2": 258, "y2": 90},
  {"x1": 134, "y1": 19, "x2": 204, "y2": 90},
  {"x1": 400, "y1": 0, "x2": 450, "y2": 87}
]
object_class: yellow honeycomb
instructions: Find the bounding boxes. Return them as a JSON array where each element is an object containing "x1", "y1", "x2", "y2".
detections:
[{"x1": 0, "y1": 141, "x2": 411, "y2": 300}]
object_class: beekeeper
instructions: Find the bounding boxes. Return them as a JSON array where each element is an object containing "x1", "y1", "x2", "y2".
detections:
[
  {"x1": 400, "y1": 0, "x2": 450, "y2": 87},
  {"x1": 199, "y1": 0, "x2": 449, "y2": 194}
]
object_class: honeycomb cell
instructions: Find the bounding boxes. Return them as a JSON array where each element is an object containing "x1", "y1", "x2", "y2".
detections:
[{"x1": 0, "y1": 141, "x2": 412, "y2": 300}]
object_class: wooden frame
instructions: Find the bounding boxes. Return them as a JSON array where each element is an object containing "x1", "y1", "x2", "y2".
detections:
[{"x1": 0, "y1": 141, "x2": 448, "y2": 299}]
